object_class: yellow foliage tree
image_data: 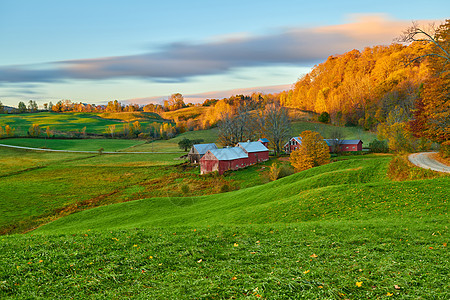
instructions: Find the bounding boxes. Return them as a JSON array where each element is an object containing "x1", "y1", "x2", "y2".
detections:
[{"x1": 290, "y1": 131, "x2": 330, "y2": 171}]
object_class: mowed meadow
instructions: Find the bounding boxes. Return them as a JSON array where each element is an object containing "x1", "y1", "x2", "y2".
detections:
[{"x1": 0, "y1": 112, "x2": 448, "y2": 299}]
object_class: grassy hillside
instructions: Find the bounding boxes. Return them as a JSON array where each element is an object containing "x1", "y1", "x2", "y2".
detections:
[
  {"x1": 1, "y1": 155, "x2": 448, "y2": 298},
  {"x1": 0, "y1": 138, "x2": 144, "y2": 151},
  {"x1": 35, "y1": 156, "x2": 448, "y2": 233},
  {"x1": 0, "y1": 145, "x2": 272, "y2": 235},
  {"x1": 96, "y1": 112, "x2": 162, "y2": 122},
  {"x1": 0, "y1": 112, "x2": 165, "y2": 136},
  {"x1": 161, "y1": 106, "x2": 209, "y2": 121}
]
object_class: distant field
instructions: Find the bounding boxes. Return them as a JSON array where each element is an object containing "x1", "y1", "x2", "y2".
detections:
[
  {"x1": 0, "y1": 112, "x2": 166, "y2": 136},
  {"x1": 0, "y1": 138, "x2": 144, "y2": 151},
  {"x1": 96, "y1": 112, "x2": 162, "y2": 122},
  {"x1": 161, "y1": 106, "x2": 209, "y2": 121}
]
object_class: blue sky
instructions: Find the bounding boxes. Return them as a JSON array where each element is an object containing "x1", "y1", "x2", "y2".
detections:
[{"x1": 0, "y1": 0, "x2": 448, "y2": 107}]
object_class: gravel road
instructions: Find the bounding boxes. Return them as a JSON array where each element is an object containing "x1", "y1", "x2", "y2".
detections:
[{"x1": 408, "y1": 152, "x2": 450, "y2": 173}]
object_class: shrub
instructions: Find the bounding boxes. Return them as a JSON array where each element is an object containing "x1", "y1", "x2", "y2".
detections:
[
  {"x1": 269, "y1": 163, "x2": 294, "y2": 181},
  {"x1": 439, "y1": 141, "x2": 450, "y2": 158},
  {"x1": 318, "y1": 112, "x2": 330, "y2": 123},
  {"x1": 388, "y1": 155, "x2": 441, "y2": 181},
  {"x1": 220, "y1": 184, "x2": 230, "y2": 193},
  {"x1": 181, "y1": 184, "x2": 190, "y2": 194},
  {"x1": 368, "y1": 139, "x2": 389, "y2": 153}
]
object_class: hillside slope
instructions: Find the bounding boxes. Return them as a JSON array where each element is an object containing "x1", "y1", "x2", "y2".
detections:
[
  {"x1": 2, "y1": 155, "x2": 448, "y2": 299},
  {"x1": 35, "y1": 156, "x2": 448, "y2": 234}
]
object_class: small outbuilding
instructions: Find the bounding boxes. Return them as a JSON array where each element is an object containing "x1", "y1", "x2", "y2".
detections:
[
  {"x1": 200, "y1": 147, "x2": 248, "y2": 175},
  {"x1": 324, "y1": 139, "x2": 363, "y2": 152},
  {"x1": 237, "y1": 141, "x2": 269, "y2": 164},
  {"x1": 188, "y1": 143, "x2": 218, "y2": 163},
  {"x1": 257, "y1": 138, "x2": 269, "y2": 148},
  {"x1": 283, "y1": 136, "x2": 302, "y2": 154}
]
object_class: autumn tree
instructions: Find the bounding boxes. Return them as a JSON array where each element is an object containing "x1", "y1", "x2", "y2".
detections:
[
  {"x1": 28, "y1": 124, "x2": 40, "y2": 137},
  {"x1": 5, "y1": 125, "x2": 14, "y2": 136},
  {"x1": 106, "y1": 124, "x2": 116, "y2": 138},
  {"x1": 399, "y1": 20, "x2": 450, "y2": 142},
  {"x1": 218, "y1": 108, "x2": 257, "y2": 146},
  {"x1": 258, "y1": 103, "x2": 290, "y2": 155},
  {"x1": 164, "y1": 93, "x2": 186, "y2": 111},
  {"x1": 28, "y1": 100, "x2": 38, "y2": 112},
  {"x1": 290, "y1": 131, "x2": 330, "y2": 171},
  {"x1": 132, "y1": 121, "x2": 141, "y2": 137}
]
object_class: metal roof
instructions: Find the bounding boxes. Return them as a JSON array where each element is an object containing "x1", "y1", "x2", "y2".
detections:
[
  {"x1": 193, "y1": 143, "x2": 218, "y2": 155},
  {"x1": 258, "y1": 138, "x2": 269, "y2": 143},
  {"x1": 237, "y1": 141, "x2": 269, "y2": 153},
  {"x1": 209, "y1": 147, "x2": 248, "y2": 160},
  {"x1": 324, "y1": 139, "x2": 362, "y2": 146}
]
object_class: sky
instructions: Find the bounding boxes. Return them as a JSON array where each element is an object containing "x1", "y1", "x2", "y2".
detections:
[{"x1": 0, "y1": 0, "x2": 448, "y2": 107}]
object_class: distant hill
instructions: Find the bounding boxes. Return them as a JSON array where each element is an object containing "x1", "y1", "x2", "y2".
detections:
[{"x1": 2, "y1": 105, "x2": 17, "y2": 113}]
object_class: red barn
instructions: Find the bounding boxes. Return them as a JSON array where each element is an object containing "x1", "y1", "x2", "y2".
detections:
[
  {"x1": 283, "y1": 137, "x2": 302, "y2": 154},
  {"x1": 237, "y1": 141, "x2": 269, "y2": 164},
  {"x1": 200, "y1": 147, "x2": 248, "y2": 175},
  {"x1": 324, "y1": 139, "x2": 363, "y2": 152}
]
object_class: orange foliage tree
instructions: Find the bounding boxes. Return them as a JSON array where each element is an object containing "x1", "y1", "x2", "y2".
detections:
[
  {"x1": 290, "y1": 131, "x2": 330, "y2": 171},
  {"x1": 281, "y1": 43, "x2": 430, "y2": 129},
  {"x1": 408, "y1": 20, "x2": 450, "y2": 142}
]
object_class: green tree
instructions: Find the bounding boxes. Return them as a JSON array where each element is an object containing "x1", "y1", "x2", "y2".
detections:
[
  {"x1": 178, "y1": 138, "x2": 193, "y2": 151},
  {"x1": 290, "y1": 131, "x2": 330, "y2": 171},
  {"x1": 18, "y1": 101, "x2": 27, "y2": 113},
  {"x1": 318, "y1": 112, "x2": 330, "y2": 123},
  {"x1": 0, "y1": 101, "x2": 5, "y2": 114},
  {"x1": 28, "y1": 100, "x2": 38, "y2": 112}
]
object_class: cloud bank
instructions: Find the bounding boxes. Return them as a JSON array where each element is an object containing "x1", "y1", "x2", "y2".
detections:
[{"x1": 0, "y1": 15, "x2": 421, "y2": 84}]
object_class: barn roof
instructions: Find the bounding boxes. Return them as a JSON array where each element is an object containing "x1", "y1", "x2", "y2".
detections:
[
  {"x1": 258, "y1": 138, "x2": 269, "y2": 143},
  {"x1": 292, "y1": 137, "x2": 302, "y2": 144},
  {"x1": 324, "y1": 139, "x2": 362, "y2": 146},
  {"x1": 237, "y1": 141, "x2": 269, "y2": 153},
  {"x1": 193, "y1": 143, "x2": 218, "y2": 155},
  {"x1": 209, "y1": 147, "x2": 248, "y2": 160}
]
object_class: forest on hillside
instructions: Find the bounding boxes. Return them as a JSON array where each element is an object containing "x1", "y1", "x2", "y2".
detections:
[{"x1": 279, "y1": 20, "x2": 449, "y2": 145}]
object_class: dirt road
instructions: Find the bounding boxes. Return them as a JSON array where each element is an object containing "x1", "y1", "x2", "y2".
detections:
[{"x1": 408, "y1": 152, "x2": 450, "y2": 173}]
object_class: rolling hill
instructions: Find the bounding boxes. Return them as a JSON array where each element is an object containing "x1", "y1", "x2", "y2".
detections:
[{"x1": 1, "y1": 154, "x2": 448, "y2": 298}]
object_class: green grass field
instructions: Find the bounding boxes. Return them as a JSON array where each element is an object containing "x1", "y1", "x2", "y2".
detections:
[
  {"x1": 0, "y1": 145, "x2": 272, "y2": 235},
  {"x1": 0, "y1": 151, "x2": 448, "y2": 298},
  {"x1": 0, "y1": 112, "x2": 165, "y2": 136},
  {"x1": 0, "y1": 138, "x2": 144, "y2": 151}
]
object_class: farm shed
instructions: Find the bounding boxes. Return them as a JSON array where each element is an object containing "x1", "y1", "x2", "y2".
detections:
[
  {"x1": 324, "y1": 139, "x2": 363, "y2": 152},
  {"x1": 283, "y1": 137, "x2": 302, "y2": 154},
  {"x1": 257, "y1": 138, "x2": 269, "y2": 148},
  {"x1": 200, "y1": 147, "x2": 248, "y2": 175},
  {"x1": 237, "y1": 141, "x2": 269, "y2": 164},
  {"x1": 188, "y1": 143, "x2": 218, "y2": 163}
]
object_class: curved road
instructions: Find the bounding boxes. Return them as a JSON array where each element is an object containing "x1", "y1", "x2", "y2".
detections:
[
  {"x1": 408, "y1": 152, "x2": 450, "y2": 173},
  {"x1": 0, "y1": 143, "x2": 184, "y2": 154}
]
